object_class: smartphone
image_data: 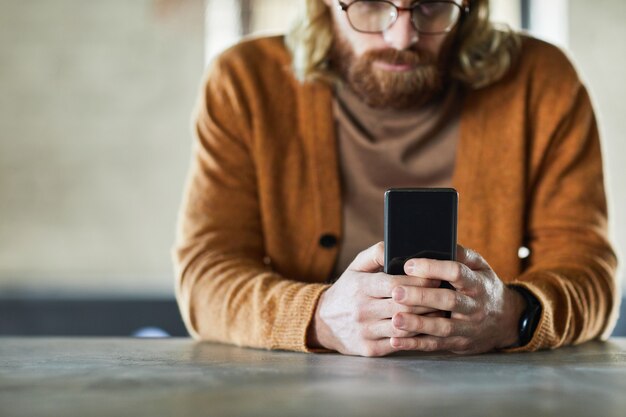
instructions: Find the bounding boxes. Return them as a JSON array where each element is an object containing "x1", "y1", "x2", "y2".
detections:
[{"x1": 384, "y1": 188, "x2": 458, "y2": 276}]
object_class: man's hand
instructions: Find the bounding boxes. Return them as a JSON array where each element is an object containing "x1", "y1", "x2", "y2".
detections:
[
  {"x1": 308, "y1": 242, "x2": 441, "y2": 357},
  {"x1": 388, "y1": 245, "x2": 526, "y2": 354}
]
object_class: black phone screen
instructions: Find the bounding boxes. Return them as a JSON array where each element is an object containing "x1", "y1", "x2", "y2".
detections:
[{"x1": 384, "y1": 188, "x2": 458, "y2": 275}]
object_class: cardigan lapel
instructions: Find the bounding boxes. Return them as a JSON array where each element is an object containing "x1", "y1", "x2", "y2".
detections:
[
  {"x1": 452, "y1": 84, "x2": 527, "y2": 280},
  {"x1": 452, "y1": 91, "x2": 487, "y2": 252},
  {"x1": 298, "y1": 80, "x2": 343, "y2": 281}
]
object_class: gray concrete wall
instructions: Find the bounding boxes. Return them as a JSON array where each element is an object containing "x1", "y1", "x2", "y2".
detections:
[
  {"x1": 0, "y1": 0, "x2": 204, "y2": 296},
  {"x1": 1, "y1": 0, "x2": 623, "y2": 299},
  {"x1": 567, "y1": 0, "x2": 626, "y2": 295}
]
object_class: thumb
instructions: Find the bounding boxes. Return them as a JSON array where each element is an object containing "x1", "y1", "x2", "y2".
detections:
[{"x1": 349, "y1": 241, "x2": 385, "y2": 273}]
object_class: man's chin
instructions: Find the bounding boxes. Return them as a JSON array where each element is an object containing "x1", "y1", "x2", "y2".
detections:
[
  {"x1": 357, "y1": 92, "x2": 436, "y2": 110},
  {"x1": 349, "y1": 77, "x2": 442, "y2": 110}
]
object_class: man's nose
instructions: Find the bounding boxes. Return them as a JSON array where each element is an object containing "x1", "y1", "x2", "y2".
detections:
[{"x1": 383, "y1": 10, "x2": 419, "y2": 50}]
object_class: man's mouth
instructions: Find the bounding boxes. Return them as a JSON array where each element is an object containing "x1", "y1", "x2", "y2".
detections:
[{"x1": 373, "y1": 61, "x2": 416, "y2": 72}]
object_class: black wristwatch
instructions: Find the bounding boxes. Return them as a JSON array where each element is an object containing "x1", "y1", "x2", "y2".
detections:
[{"x1": 509, "y1": 285, "x2": 542, "y2": 347}]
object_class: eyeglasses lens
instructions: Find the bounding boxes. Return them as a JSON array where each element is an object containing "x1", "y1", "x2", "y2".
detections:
[
  {"x1": 413, "y1": 2, "x2": 460, "y2": 33},
  {"x1": 347, "y1": 1, "x2": 397, "y2": 33}
]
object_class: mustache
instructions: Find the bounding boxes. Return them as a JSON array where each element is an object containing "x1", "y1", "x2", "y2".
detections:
[{"x1": 361, "y1": 48, "x2": 436, "y2": 67}]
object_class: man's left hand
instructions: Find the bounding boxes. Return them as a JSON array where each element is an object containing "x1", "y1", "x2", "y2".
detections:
[{"x1": 389, "y1": 245, "x2": 526, "y2": 354}]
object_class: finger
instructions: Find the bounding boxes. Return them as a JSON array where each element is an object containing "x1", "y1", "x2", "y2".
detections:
[
  {"x1": 365, "y1": 319, "x2": 419, "y2": 339},
  {"x1": 404, "y1": 258, "x2": 475, "y2": 290},
  {"x1": 456, "y1": 245, "x2": 490, "y2": 270},
  {"x1": 362, "y1": 338, "x2": 400, "y2": 357},
  {"x1": 365, "y1": 272, "x2": 441, "y2": 299},
  {"x1": 392, "y1": 313, "x2": 474, "y2": 338},
  {"x1": 366, "y1": 298, "x2": 438, "y2": 320},
  {"x1": 393, "y1": 275, "x2": 442, "y2": 289},
  {"x1": 392, "y1": 286, "x2": 476, "y2": 314},
  {"x1": 390, "y1": 335, "x2": 472, "y2": 353},
  {"x1": 349, "y1": 242, "x2": 385, "y2": 273}
]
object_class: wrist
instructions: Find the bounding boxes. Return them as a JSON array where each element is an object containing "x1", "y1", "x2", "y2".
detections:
[
  {"x1": 508, "y1": 285, "x2": 543, "y2": 348},
  {"x1": 498, "y1": 285, "x2": 527, "y2": 348},
  {"x1": 306, "y1": 290, "x2": 330, "y2": 350}
]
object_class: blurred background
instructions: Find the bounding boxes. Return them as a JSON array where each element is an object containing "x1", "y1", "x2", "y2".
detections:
[{"x1": 0, "y1": 0, "x2": 624, "y2": 337}]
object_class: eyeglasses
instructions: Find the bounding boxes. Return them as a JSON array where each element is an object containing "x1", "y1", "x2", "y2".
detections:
[{"x1": 337, "y1": 0, "x2": 469, "y2": 34}]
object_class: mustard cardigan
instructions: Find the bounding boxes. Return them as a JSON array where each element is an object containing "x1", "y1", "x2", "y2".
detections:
[{"x1": 174, "y1": 35, "x2": 618, "y2": 353}]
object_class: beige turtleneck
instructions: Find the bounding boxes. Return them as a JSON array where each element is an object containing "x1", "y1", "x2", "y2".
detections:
[{"x1": 332, "y1": 85, "x2": 462, "y2": 278}]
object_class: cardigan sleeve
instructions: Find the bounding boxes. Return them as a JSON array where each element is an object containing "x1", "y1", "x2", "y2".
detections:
[
  {"x1": 505, "y1": 72, "x2": 619, "y2": 352},
  {"x1": 173, "y1": 54, "x2": 329, "y2": 352}
]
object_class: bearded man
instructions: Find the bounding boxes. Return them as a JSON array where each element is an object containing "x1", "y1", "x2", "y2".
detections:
[{"x1": 173, "y1": 0, "x2": 618, "y2": 356}]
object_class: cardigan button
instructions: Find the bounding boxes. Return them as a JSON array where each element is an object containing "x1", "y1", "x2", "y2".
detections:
[{"x1": 319, "y1": 234, "x2": 338, "y2": 249}]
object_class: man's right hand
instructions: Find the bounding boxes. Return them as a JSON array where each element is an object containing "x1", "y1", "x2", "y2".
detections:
[{"x1": 307, "y1": 242, "x2": 442, "y2": 357}]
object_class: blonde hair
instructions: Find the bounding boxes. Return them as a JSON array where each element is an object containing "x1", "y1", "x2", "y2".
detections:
[{"x1": 285, "y1": 0, "x2": 521, "y2": 89}]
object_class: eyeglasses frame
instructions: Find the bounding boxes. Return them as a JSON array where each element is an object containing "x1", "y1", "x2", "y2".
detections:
[{"x1": 336, "y1": 0, "x2": 470, "y2": 35}]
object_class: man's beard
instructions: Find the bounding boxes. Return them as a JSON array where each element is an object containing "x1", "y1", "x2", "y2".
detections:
[{"x1": 330, "y1": 35, "x2": 447, "y2": 110}]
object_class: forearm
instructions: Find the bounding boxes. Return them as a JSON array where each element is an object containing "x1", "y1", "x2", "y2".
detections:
[
  {"x1": 504, "y1": 248, "x2": 618, "y2": 351},
  {"x1": 515, "y1": 77, "x2": 618, "y2": 350},
  {"x1": 176, "y1": 245, "x2": 330, "y2": 351}
]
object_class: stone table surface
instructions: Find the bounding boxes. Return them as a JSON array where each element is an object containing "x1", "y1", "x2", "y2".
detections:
[{"x1": 1, "y1": 337, "x2": 626, "y2": 417}]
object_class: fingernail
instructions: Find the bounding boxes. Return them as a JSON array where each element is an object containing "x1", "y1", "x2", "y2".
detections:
[
  {"x1": 393, "y1": 286, "x2": 405, "y2": 301},
  {"x1": 394, "y1": 315, "x2": 404, "y2": 328},
  {"x1": 404, "y1": 262, "x2": 414, "y2": 274}
]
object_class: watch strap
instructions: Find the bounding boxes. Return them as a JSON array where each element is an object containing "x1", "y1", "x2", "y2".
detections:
[{"x1": 509, "y1": 285, "x2": 542, "y2": 347}]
